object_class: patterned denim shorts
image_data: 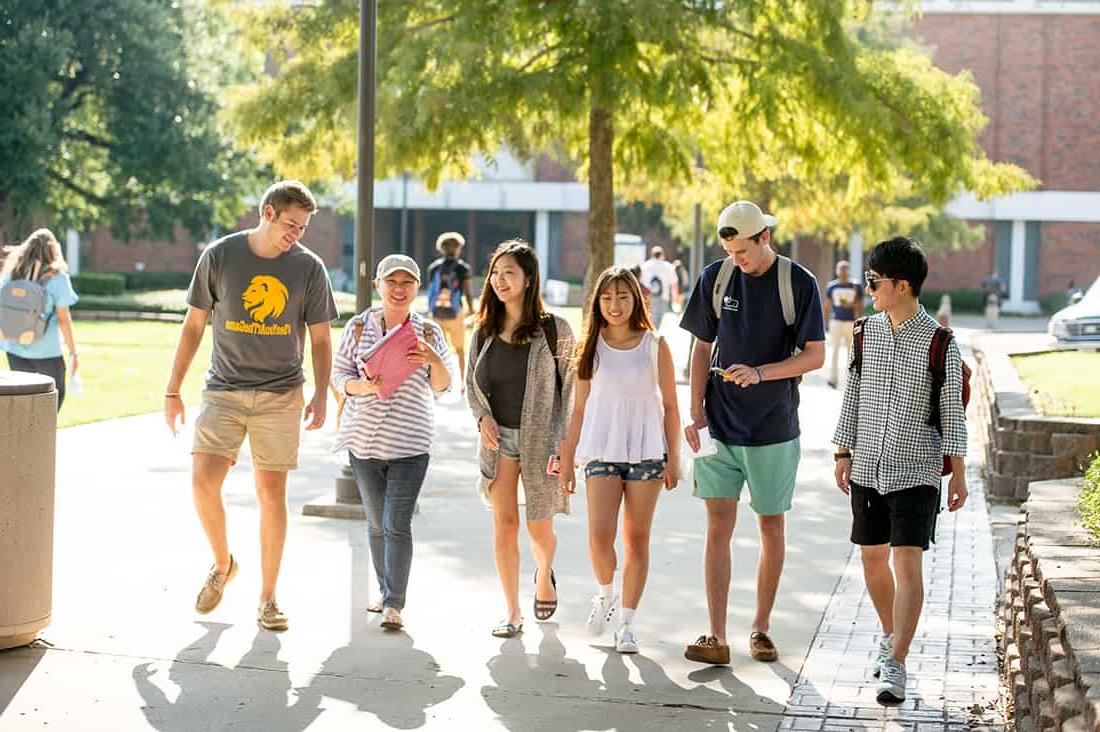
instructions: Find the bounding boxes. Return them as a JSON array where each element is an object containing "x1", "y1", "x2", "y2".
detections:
[
  {"x1": 496, "y1": 425, "x2": 521, "y2": 461},
  {"x1": 584, "y1": 457, "x2": 666, "y2": 482}
]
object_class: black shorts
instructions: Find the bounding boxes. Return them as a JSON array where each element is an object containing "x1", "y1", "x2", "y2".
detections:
[{"x1": 850, "y1": 482, "x2": 940, "y2": 550}]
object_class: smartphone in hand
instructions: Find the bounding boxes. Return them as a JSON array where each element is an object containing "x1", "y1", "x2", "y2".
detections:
[{"x1": 546, "y1": 454, "x2": 561, "y2": 476}]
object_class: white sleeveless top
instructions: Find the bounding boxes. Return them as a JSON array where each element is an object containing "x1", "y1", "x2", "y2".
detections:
[{"x1": 575, "y1": 330, "x2": 666, "y2": 464}]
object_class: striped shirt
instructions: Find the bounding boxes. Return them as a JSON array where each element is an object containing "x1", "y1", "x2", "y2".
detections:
[
  {"x1": 833, "y1": 308, "x2": 967, "y2": 495},
  {"x1": 332, "y1": 309, "x2": 456, "y2": 461}
]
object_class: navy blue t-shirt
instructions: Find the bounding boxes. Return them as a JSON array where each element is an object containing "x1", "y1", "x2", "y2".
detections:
[
  {"x1": 825, "y1": 279, "x2": 863, "y2": 322},
  {"x1": 679, "y1": 257, "x2": 825, "y2": 447}
]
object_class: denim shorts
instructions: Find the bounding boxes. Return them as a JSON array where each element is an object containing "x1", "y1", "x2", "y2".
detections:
[
  {"x1": 584, "y1": 457, "x2": 666, "y2": 482},
  {"x1": 497, "y1": 425, "x2": 521, "y2": 461}
]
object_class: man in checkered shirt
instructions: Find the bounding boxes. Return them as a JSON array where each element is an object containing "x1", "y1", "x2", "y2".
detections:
[{"x1": 832, "y1": 236, "x2": 968, "y2": 706}]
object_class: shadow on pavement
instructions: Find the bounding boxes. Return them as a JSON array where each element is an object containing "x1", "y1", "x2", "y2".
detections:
[
  {"x1": 481, "y1": 624, "x2": 787, "y2": 730},
  {"x1": 0, "y1": 644, "x2": 46, "y2": 717},
  {"x1": 133, "y1": 622, "x2": 322, "y2": 731}
]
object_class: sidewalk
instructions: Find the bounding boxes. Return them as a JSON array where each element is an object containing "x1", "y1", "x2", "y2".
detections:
[{"x1": 0, "y1": 321, "x2": 1007, "y2": 730}]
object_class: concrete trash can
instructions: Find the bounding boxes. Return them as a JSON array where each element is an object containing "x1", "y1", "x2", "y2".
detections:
[{"x1": 0, "y1": 370, "x2": 57, "y2": 650}]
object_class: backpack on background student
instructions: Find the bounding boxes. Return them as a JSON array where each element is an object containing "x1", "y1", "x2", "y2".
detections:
[{"x1": 0, "y1": 262, "x2": 51, "y2": 346}]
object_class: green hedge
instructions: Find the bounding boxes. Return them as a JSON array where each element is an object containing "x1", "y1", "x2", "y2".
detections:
[
  {"x1": 1079, "y1": 452, "x2": 1100, "y2": 543},
  {"x1": 1040, "y1": 292, "x2": 1072, "y2": 315},
  {"x1": 121, "y1": 271, "x2": 192, "y2": 291},
  {"x1": 71, "y1": 273, "x2": 126, "y2": 296},
  {"x1": 919, "y1": 289, "x2": 986, "y2": 314}
]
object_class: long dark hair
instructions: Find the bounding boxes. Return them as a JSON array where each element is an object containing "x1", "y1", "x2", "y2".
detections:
[
  {"x1": 575, "y1": 266, "x2": 653, "y2": 380},
  {"x1": 1, "y1": 228, "x2": 68, "y2": 281},
  {"x1": 475, "y1": 239, "x2": 546, "y2": 344}
]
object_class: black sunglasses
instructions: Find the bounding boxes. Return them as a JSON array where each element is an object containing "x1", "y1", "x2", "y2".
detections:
[{"x1": 864, "y1": 271, "x2": 896, "y2": 292}]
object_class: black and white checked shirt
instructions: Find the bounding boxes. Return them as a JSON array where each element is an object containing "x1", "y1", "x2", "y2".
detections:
[{"x1": 833, "y1": 308, "x2": 967, "y2": 495}]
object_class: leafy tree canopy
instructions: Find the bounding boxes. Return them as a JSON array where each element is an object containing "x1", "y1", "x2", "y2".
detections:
[
  {"x1": 231, "y1": 1, "x2": 1033, "y2": 286},
  {"x1": 0, "y1": 0, "x2": 264, "y2": 240}
]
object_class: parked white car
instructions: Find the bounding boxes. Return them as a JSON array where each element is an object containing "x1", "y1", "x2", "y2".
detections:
[{"x1": 1048, "y1": 276, "x2": 1100, "y2": 350}]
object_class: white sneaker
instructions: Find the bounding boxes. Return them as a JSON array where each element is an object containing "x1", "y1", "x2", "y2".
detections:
[
  {"x1": 876, "y1": 657, "x2": 907, "y2": 705},
  {"x1": 872, "y1": 635, "x2": 893, "y2": 678},
  {"x1": 615, "y1": 624, "x2": 639, "y2": 653},
  {"x1": 586, "y1": 593, "x2": 619, "y2": 637}
]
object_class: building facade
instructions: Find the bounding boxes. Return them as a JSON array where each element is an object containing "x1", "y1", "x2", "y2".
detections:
[
  {"x1": 73, "y1": 1, "x2": 1100, "y2": 308},
  {"x1": 913, "y1": 0, "x2": 1100, "y2": 311}
]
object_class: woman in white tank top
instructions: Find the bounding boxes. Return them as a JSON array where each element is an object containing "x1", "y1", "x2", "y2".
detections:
[{"x1": 559, "y1": 266, "x2": 682, "y2": 654}]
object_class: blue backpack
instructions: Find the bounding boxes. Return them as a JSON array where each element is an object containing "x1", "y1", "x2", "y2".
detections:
[
  {"x1": 0, "y1": 263, "x2": 51, "y2": 345},
  {"x1": 428, "y1": 259, "x2": 464, "y2": 318}
]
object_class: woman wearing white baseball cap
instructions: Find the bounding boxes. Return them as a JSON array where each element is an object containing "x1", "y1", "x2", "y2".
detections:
[{"x1": 332, "y1": 253, "x2": 457, "y2": 632}]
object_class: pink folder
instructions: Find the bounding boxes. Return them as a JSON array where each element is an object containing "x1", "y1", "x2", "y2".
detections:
[{"x1": 362, "y1": 319, "x2": 421, "y2": 400}]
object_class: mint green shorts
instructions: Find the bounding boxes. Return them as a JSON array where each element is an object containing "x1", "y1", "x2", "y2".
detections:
[{"x1": 692, "y1": 437, "x2": 800, "y2": 516}]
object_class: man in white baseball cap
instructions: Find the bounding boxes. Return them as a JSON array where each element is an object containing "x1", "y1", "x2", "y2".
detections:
[
  {"x1": 678, "y1": 199, "x2": 826, "y2": 666},
  {"x1": 716, "y1": 200, "x2": 777, "y2": 242}
]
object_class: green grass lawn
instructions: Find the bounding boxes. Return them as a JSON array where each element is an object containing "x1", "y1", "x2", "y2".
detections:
[
  {"x1": 50, "y1": 321, "x2": 214, "y2": 429},
  {"x1": 76, "y1": 289, "x2": 362, "y2": 318},
  {"x1": 46, "y1": 306, "x2": 586, "y2": 429},
  {"x1": 1012, "y1": 351, "x2": 1100, "y2": 418}
]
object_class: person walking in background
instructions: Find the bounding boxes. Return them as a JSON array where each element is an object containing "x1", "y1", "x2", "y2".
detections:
[
  {"x1": 639, "y1": 246, "x2": 680, "y2": 330},
  {"x1": 332, "y1": 254, "x2": 454, "y2": 632},
  {"x1": 0, "y1": 228, "x2": 79, "y2": 411},
  {"x1": 824, "y1": 260, "x2": 863, "y2": 389},
  {"x1": 426, "y1": 232, "x2": 475, "y2": 386},
  {"x1": 834, "y1": 236, "x2": 968, "y2": 705},
  {"x1": 679, "y1": 200, "x2": 825, "y2": 666},
  {"x1": 466, "y1": 240, "x2": 575, "y2": 639},
  {"x1": 558, "y1": 267, "x2": 681, "y2": 654},
  {"x1": 981, "y1": 271, "x2": 1006, "y2": 329},
  {"x1": 164, "y1": 180, "x2": 337, "y2": 631}
]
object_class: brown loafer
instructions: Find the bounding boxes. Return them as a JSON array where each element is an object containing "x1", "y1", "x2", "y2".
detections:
[
  {"x1": 685, "y1": 634, "x2": 730, "y2": 665},
  {"x1": 750, "y1": 631, "x2": 779, "y2": 661},
  {"x1": 195, "y1": 555, "x2": 237, "y2": 614}
]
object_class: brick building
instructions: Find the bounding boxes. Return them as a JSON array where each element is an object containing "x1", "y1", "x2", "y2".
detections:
[
  {"x1": 76, "y1": 1, "x2": 1100, "y2": 308},
  {"x1": 913, "y1": 0, "x2": 1100, "y2": 311}
]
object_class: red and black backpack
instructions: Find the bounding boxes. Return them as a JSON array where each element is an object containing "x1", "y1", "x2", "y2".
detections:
[{"x1": 850, "y1": 317, "x2": 971, "y2": 476}]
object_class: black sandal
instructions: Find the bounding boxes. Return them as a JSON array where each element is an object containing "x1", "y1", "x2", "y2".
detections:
[
  {"x1": 491, "y1": 619, "x2": 523, "y2": 638},
  {"x1": 533, "y1": 568, "x2": 558, "y2": 621}
]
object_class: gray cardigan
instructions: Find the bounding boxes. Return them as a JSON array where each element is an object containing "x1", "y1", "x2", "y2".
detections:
[{"x1": 466, "y1": 314, "x2": 575, "y2": 514}]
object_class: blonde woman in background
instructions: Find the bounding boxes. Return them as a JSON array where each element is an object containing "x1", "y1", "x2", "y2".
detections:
[{"x1": 0, "y1": 229, "x2": 79, "y2": 410}]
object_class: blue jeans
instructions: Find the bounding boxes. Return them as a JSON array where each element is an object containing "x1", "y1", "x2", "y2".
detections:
[{"x1": 349, "y1": 453, "x2": 430, "y2": 611}]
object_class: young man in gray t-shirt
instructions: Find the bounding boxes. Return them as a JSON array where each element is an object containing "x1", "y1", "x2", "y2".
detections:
[{"x1": 164, "y1": 180, "x2": 338, "y2": 631}]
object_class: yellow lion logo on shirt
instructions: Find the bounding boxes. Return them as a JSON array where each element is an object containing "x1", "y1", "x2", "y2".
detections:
[{"x1": 241, "y1": 275, "x2": 289, "y2": 323}]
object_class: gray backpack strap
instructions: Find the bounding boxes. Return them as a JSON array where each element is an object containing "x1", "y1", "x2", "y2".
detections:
[
  {"x1": 711, "y1": 257, "x2": 737, "y2": 320},
  {"x1": 777, "y1": 255, "x2": 795, "y2": 326}
]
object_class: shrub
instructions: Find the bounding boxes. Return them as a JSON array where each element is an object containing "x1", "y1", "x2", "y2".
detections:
[
  {"x1": 122, "y1": 271, "x2": 193, "y2": 291},
  {"x1": 1040, "y1": 292, "x2": 1070, "y2": 315},
  {"x1": 919, "y1": 289, "x2": 986, "y2": 314},
  {"x1": 71, "y1": 273, "x2": 125, "y2": 296},
  {"x1": 1079, "y1": 452, "x2": 1100, "y2": 543}
]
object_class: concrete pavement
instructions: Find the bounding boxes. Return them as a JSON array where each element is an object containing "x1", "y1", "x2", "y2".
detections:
[{"x1": 0, "y1": 316, "x2": 1000, "y2": 730}]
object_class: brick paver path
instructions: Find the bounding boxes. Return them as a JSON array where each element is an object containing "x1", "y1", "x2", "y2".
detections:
[{"x1": 778, "y1": 468, "x2": 1007, "y2": 731}]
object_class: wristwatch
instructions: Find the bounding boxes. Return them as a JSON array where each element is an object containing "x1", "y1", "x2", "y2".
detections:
[{"x1": 834, "y1": 451, "x2": 852, "y2": 461}]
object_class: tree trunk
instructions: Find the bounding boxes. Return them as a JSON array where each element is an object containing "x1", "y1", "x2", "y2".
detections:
[{"x1": 585, "y1": 105, "x2": 615, "y2": 296}]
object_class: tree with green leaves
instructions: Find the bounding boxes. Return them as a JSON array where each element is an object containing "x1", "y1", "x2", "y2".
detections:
[
  {"x1": 231, "y1": 1, "x2": 1032, "y2": 290},
  {"x1": 0, "y1": 0, "x2": 263, "y2": 241}
]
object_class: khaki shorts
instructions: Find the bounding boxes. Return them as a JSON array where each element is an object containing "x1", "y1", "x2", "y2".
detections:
[
  {"x1": 193, "y1": 387, "x2": 305, "y2": 471},
  {"x1": 435, "y1": 316, "x2": 467, "y2": 355}
]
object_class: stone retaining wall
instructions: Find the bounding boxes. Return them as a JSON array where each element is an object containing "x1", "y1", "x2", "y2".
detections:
[
  {"x1": 1002, "y1": 479, "x2": 1100, "y2": 731},
  {"x1": 973, "y1": 346, "x2": 1100, "y2": 500}
]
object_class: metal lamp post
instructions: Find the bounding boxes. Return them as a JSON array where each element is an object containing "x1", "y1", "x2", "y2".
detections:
[{"x1": 305, "y1": 0, "x2": 377, "y2": 519}]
